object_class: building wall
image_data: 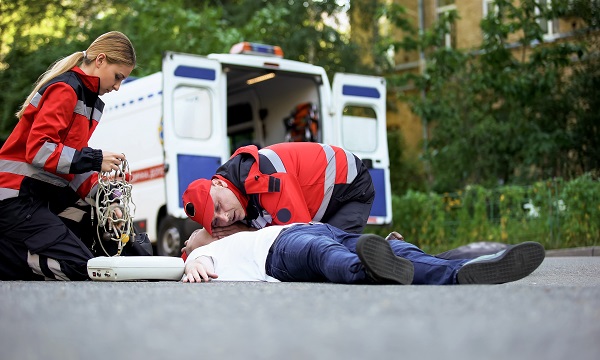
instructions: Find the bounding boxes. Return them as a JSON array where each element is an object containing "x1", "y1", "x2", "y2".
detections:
[{"x1": 455, "y1": 1, "x2": 485, "y2": 49}]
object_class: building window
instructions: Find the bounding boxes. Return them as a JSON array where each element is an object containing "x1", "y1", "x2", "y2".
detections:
[
  {"x1": 484, "y1": 0, "x2": 559, "y2": 41},
  {"x1": 483, "y1": 0, "x2": 498, "y2": 17},
  {"x1": 536, "y1": 0, "x2": 559, "y2": 40},
  {"x1": 438, "y1": 0, "x2": 455, "y2": 6},
  {"x1": 437, "y1": 0, "x2": 457, "y2": 48}
]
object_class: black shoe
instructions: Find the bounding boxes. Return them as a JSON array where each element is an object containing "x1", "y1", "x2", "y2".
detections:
[
  {"x1": 356, "y1": 234, "x2": 414, "y2": 285},
  {"x1": 456, "y1": 241, "x2": 545, "y2": 284}
]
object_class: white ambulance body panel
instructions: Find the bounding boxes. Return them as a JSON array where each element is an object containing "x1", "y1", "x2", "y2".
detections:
[{"x1": 91, "y1": 72, "x2": 165, "y2": 245}]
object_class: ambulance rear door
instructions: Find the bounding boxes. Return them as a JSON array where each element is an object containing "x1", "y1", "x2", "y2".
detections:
[
  {"x1": 162, "y1": 51, "x2": 228, "y2": 218},
  {"x1": 331, "y1": 73, "x2": 392, "y2": 225}
]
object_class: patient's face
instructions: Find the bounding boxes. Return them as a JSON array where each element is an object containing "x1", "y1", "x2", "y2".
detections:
[{"x1": 210, "y1": 185, "x2": 246, "y2": 228}]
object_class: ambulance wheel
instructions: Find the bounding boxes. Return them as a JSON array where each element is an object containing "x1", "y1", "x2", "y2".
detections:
[{"x1": 157, "y1": 217, "x2": 184, "y2": 257}]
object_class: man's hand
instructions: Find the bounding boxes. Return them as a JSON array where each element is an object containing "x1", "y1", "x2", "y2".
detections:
[
  {"x1": 211, "y1": 222, "x2": 256, "y2": 239},
  {"x1": 183, "y1": 256, "x2": 218, "y2": 283},
  {"x1": 385, "y1": 231, "x2": 404, "y2": 241},
  {"x1": 181, "y1": 228, "x2": 216, "y2": 256}
]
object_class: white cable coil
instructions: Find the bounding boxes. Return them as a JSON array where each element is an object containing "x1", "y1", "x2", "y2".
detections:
[{"x1": 94, "y1": 158, "x2": 136, "y2": 256}]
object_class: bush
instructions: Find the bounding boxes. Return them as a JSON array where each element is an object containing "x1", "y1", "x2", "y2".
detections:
[{"x1": 365, "y1": 174, "x2": 599, "y2": 254}]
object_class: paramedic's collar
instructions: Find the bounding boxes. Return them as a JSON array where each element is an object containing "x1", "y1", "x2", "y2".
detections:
[{"x1": 71, "y1": 66, "x2": 101, "y2": 94}]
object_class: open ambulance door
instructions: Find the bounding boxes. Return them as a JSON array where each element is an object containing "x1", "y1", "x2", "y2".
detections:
[
  {"x1": 162, "y1": 52, "x2": 228, "y2": 218},
  {"x1": 331, "y1": 73, "x2": 392, "y2": 225}
]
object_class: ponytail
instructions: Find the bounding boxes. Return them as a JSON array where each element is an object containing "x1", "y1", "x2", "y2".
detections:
[
  {"x1": 15, "y1": 52, "x2": 86, "y2": 119},
  {"x1": 15, "y1": 31, "x2": 136, "y2": 119}
]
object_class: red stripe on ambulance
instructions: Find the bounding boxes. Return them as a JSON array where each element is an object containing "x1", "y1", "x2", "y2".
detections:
[{"x1": 131, "y1": 165, "x2": 165, "y2": 184}]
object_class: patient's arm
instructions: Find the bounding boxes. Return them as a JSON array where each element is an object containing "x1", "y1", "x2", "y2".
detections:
[{"x1": 183, "y1": 256, "x2": 218, "y2": 283}]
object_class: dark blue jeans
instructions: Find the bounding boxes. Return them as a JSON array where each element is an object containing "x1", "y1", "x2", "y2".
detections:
[{"x1": 265, "y1": 223, "x2": 469, "y2": 285}]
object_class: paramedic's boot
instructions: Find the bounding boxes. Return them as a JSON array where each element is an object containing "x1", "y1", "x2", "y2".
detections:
[
  {"x1": 456, "y1": 241, "x2": 545, "y2": 284},
  {"x1": 356, "y1": 234, "x2": 414, "y2": 285}
]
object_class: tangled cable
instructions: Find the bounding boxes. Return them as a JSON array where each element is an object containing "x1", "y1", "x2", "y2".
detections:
[{"x1": 93, "y1": 158, "x2": 136, "y2": 256}]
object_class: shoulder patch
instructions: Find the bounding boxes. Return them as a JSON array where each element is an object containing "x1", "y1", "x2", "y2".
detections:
[
  {"x1": 276, "y1": 208, "x2": 291, "y2": 223},
  {"x1": 268, "y1": 176, "x2": 280, "y2": 192}
]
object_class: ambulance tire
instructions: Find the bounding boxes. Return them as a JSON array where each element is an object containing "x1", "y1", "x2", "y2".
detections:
[{"x1": 157, "y1": 216, "x2": 185, "y2": 257}]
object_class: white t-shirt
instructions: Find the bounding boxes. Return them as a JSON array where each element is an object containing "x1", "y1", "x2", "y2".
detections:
[{"x1": 185, "y1": 225, "x2": 292, "y2": 282}]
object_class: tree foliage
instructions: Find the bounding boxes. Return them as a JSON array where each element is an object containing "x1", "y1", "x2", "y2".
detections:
[
  {"x1": 0, "y1": 0, "x2": 358, "y2": 139},
  {"x1": 0, "y1": 0, "x2": 109, "y2": 132},
  {"x1": 380, "y1": 0, "x2": 600, "y2": 192},
  {"x1": 366, "y1": 174, "x2": 600, "y2": 253},
  {"x1": 2, "y1": 0, "x2": 598, "y2": 196}
]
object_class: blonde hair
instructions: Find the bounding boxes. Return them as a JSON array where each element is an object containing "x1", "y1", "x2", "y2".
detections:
[{"x1": 16, "y1": 31, "x2": 136, "y2": 119}]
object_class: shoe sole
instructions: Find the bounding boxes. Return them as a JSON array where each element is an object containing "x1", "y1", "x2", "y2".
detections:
[
  {"x1": 457, "y1": 241, "x2": 545, "y2": 284},
  {"x1": 356, "y1": 234, "x2": 414, "y2": 285}
]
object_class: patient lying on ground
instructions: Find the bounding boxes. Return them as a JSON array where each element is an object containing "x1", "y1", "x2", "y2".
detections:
[{"x1": 182, "y1": 223, "x2": 545, "y2": 285}]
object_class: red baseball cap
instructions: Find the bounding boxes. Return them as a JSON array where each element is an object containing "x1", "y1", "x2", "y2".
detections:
[{"x1": 182, "y1": 179, "x2": 215, "y2": 235}]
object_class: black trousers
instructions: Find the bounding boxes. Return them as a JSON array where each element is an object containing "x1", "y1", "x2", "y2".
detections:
[
  {"x1": 321, "y1": 157, "x2": 375, "y2": 234},
  {"x1": 0, "y1": 196, "x2": 93, "y2": 280}
]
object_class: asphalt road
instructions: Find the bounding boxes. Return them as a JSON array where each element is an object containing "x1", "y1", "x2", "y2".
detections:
[{"x1": 1, "y1": 257, "x2": 599, "y2": 360}]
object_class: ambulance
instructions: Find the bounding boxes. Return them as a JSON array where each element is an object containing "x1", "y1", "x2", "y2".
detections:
[{"x1": 90, "y1": 42, "x2": 391, "y2": 256}]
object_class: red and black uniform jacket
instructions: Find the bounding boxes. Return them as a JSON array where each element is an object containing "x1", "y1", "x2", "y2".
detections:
[
  {"x1": 0, "y1": 66, "x2": 104, "y2": 206},
  {"x1": 214, "y1": 142, "x2": 374, "y2": 229}
]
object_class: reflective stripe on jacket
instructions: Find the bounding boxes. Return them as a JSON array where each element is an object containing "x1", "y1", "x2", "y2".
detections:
[
  {"x1": 0, "y1": 67, "x2": 103, "y2": 202},
  {"x1": 215, "y1": 142, "x2": 370, "y2": 228}
]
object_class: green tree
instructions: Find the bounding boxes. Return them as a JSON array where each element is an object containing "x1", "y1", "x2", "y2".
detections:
[
  {"x1": 0, "y1": 0, "x2": 359, "y2": 139},
  {"x1": 203, "y1": 0, "x2": 364, "y2": 75},
  {"x1": 0, "y1": 0, "x2": 109, "y2": 134},
  {"x1": 563, "y1": 0, "x2": 600, "y2": 175},
  {"x1": 387, "y1": 126, "x2": 427, "y2": 195},
  {"x1": 378, "y1": 0, "x2": 599, "y2": 192}
]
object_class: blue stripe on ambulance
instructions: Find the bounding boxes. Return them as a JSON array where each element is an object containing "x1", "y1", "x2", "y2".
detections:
[
  {"x1": 342, "y1": 85, "x2": 380, "y2": 99},
  {"x1": 174, "y1": 66, "x2": 216, "y2": 80},
  {"x1": 177, "y1": 154, "x2": 222, "y2": 208},
  {"x1": 368, "y1": 168, "x2": 386, "y2": 217}
]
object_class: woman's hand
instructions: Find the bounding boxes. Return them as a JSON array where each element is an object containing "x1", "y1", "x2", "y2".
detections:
[
  {"x1": 107, "y1": 203, "x2": 124, "y2": 230},
  {"x1": 101, "y1": 151, "x2": 125, "y2": 172}
]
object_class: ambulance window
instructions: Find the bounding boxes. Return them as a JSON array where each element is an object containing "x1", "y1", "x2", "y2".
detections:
[
  {"x1": 341, "y1": 105, "x2": 377, "y2": 152},
  {"x1": 172, "y1": 86, "x2": 212, "y2": 139}
]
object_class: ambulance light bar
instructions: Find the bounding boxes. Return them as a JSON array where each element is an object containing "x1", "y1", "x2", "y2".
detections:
[{"x1": 229, "y1": 42, "x2": 284, "y2": 58}]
